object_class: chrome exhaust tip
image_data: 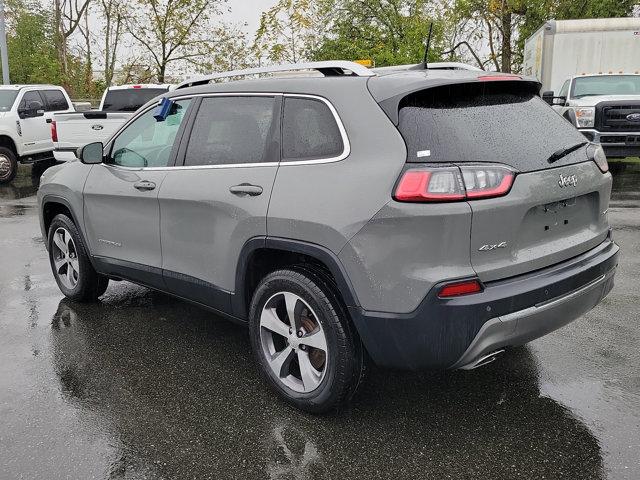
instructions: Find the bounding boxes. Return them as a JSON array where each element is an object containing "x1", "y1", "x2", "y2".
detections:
[{"x1": 458, "y1": 349, "x2": 505, "y2": 370}]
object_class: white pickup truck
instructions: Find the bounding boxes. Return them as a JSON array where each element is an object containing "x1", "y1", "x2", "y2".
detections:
[
  {"x1": 0, "y1": 84, "x2": 74, "y2": 183},
  {"x1": 52, "y1": 84, "x2": 172, "y2": 161},
  {"x1": 543, "y1": 73, "x2": 640, "y2": 159}
]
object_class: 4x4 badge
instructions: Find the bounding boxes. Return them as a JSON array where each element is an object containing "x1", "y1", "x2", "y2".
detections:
[
  {"x1": 479, "y1": 242, "x2": 507, "y2": 251},
  {"x1": 558, "y1": 173, "x2": 577, "y2": 188}
]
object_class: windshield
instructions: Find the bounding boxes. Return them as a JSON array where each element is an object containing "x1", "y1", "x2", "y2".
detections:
[
  {"x1": 572, "y1": 75, "x2": 640, "y2": 98},
  {"x1": 397, "y1": 81, "x2": 587, "y2": 172},
  {"x1": 101, "y1": 88, "x2": 169, "y2": 112},
  {"x1": 0, "y1": 90, "x2": 18, "y2": 112}
]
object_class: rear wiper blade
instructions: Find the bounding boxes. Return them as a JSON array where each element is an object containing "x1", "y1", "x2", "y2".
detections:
[{"x1": 547, "y1": 141, "x2": 588, "y2": 164}]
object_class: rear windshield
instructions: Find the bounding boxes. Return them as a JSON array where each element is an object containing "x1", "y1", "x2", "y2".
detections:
[
  {"x1": 102, "y1": 88, "x2": 169, "y2": 112},
  {"x1": 398, "y1": 82, "x2": 587, "y2": 171}
]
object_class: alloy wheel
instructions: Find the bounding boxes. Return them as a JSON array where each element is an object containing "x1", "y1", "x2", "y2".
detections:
[
  {"x1": 51, "y1": 227, "x2": 80, "y2": 290},
  {"x1": 259, "y1": 291, "x2": 328, "y2": 393},
  {"x1": 0, "y1": 154, "x2": 11, "y2": 181}
]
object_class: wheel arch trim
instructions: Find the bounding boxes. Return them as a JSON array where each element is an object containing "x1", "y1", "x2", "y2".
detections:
[
  {"x1": 233, "y1": 237, "x2": 361, "y2": 319},
  {"x1": 40, "y1": 195, "x2": 97, "y2": 269}
]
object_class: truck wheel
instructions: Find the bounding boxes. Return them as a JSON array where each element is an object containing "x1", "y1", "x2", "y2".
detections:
[
  {"x1": 48, "y1": 214, "x2": 109, "y2": 302},
  {"x1": 249, "y1": 268, "x2": 365, "y2": 413},
  {"x1": 0, "y1": 147, "x2": 17, "y2": 184}
]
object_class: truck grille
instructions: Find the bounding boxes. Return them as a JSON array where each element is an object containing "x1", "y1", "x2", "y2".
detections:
[{"x1": 600, "y1": 104, "x2": 640, "y2": 131}]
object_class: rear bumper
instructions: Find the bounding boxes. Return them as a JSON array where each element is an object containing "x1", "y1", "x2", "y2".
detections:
[{"x1": 349, "y1": 236, "x2": 619, "y2": 370}]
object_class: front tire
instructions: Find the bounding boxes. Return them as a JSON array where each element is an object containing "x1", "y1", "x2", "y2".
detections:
[
  {"x1": 48, "y1": 214, "x2": 108, "y2": 302},
  {"x1": 249, "y1": 268, "x2": 364, "y2": 413},
  {"x1": 0, "y1": 147, "x2": 18, "y2": 184}
]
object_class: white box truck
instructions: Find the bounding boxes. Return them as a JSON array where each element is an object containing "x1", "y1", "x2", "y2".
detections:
[
  {"x1": 523, "y1": 17, "x2": 640, "y2": 92},
  {"x1": 524, "y1": 18, "x2": 640, "y2": 158}
]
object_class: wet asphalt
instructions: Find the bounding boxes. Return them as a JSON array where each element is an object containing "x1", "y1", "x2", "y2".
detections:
[{"x1": 0, "y1": 161, "x2": 639, "y2": 480}]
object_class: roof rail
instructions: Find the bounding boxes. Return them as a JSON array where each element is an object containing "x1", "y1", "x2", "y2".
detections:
[
  {"x1": 373, "y1": 62, "x2": 482, "y2": 73},
  {"x1": 176, "y1": 61, "x2": 376, "y2": 89}
]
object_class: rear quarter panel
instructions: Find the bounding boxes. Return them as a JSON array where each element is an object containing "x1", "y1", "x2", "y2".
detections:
[{"x1": 267, "y1": 82, "x2": 406, "y2": 255}]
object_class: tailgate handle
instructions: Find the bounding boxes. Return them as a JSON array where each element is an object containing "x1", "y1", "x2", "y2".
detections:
[
  {"x1": 134, "y1": 180, "x2": 156, "y2": 191},
  {"x1": 229, "y1": 184, "x2": 263, "y2": 196}
]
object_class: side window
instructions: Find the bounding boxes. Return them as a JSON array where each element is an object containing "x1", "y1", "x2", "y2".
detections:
[
  {"x1": 42, "y1": 90, "x2": 70, "y2": 111},
  {"x1": 109, "y1": 98, "x2": 191, "y2": 168},
  {"x1": 559, "y1": 80, "x2": 570, "y2": 98},
  {"x1": 184, "y1": 96, "x2": 275, "y2": 166},
  {"x1": 282, "y1": 97, "x2": 344, "y2": 161},
  {"x1": 19, "y1": 91, "x2": 44, "y2": 110}
]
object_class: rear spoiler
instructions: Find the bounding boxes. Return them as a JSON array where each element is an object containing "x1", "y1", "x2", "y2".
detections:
[{"x1": 373, "y1": 76, "x2": 541, "y2": 125}]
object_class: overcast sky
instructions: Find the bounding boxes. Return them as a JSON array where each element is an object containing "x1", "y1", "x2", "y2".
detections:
[{"x1": 227, "y1": 0, "x2": 278, "y2": 35}]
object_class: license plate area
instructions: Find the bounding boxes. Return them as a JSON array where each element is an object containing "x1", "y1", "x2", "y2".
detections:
[{"x1": 537, "y1": 194, "x2": 592, "y2": 233}]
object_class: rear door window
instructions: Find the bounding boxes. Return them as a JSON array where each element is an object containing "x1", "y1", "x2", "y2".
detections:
[
  {"x1": 42, "y1": 90, "x2": 69, "y2": 111},
  {"x1": 282, "y1": 97, "x2": 344, "y2": 161},
  {"x1": 397, "y1": 82, "x2": 587, "y2": 172},
  {"x1": 102, "y1": 88, "x2": 169, "y2": 112},
  {"x1": 183, "y1": 96, "x2": 276, "y2": 166}
]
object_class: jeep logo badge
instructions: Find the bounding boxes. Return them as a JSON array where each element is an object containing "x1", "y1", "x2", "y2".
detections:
[
  {"x1": 627, "y1": 113, "x2": 640, "y2": 123},
  {"x1": 91, "y1": 124, "x2": 104, "y2": 131},
  {"x1": 558, "y1": 173, "x2": 578, "y2": 188}
]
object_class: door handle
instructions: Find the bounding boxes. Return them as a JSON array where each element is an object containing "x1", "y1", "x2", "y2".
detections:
[
  {"x1": 229, "y1": 184, "x2": 263, "y2": 196},
  {"x1": 134, "y1": 180, "x2": 156, "y2": 191}
]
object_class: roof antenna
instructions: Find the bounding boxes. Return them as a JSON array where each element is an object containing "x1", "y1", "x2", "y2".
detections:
[{"x1": 422, "y1": 22, "x2": 434, "y2": 70}]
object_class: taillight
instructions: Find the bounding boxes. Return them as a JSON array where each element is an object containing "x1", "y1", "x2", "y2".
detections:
[
  {"x1": 394, "y1": 167, "x2": 465, "y2": 202},
  {"x1": 438, "y1": 279, "x2": 483, "y2": 298},
  {"x1": 588, "y1": 144, "x2": 609, "y2": 173},
  {"x1": 394, "y1": 165, "x2": 515, "y2": 202},
  {"x1": 50, "y1": 121, "x2": 58, "y2": 142}
]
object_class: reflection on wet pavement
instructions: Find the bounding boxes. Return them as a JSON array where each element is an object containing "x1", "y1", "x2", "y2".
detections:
[{"x1": 0, "y1": 160, "x2": 639, "y2": 479}]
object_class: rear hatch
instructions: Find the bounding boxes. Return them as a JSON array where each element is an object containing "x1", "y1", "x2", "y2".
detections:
[{"x1": 397, "y1": 81, "x2": 611, "y2": 281}]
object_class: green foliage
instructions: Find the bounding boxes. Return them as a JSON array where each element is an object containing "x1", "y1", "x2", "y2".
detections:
[
  {"x1": 254, "y1": 0, "x2": 324, "y2": 63},
  {"x1": 3, "y1": 1, "x2": 62, "y2": 85},
  {"x1": 125, "y1": 0, "x2": 226, "y2": 82},
  {"x1": 311, "y1": 0, "x2": 444, "y2": 67}
]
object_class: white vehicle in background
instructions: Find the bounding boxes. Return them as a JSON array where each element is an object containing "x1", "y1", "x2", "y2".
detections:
[
  {"x1": 523, "y1": 17, "x2": 640, "y2": 92},
  {"x1": 542, "y1": 74, "x2": 640, "y2": 159},
  {"x1": 52, "y1": 84, "x2": 172, "y2": 161},
  {"x1": 524, "y1": 17, "x2": 640, "y2": 158},
  {"x1": 0, "y1": 84, "x2": 74, "y2": 184}
]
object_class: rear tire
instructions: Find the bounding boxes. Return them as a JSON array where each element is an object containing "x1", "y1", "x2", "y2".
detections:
[
  {"x1": 0, "y1": 147, "x2": 18, "y2": 184},
  {"x1": 249, "y1": 268, "x2": 364, "y2": 413},
  {"x1": 48, "y1": 214, "x2": 109, "y2": 302}
]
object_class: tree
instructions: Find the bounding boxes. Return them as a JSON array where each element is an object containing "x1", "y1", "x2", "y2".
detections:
[
  {"x1": 124, "y1": 0, "x2": 226, "y2": 82},
  {"x1": 311, "y1": 0, "x2": 444, "y2": 67},
  {"x1": 99, "y1": 0, "x2": 124, "y2": 86},
  {"x1": 52, "y1": 0, "x2": 91, "y2": 85},
  {"x1": 253, "y1": 0, "x2": 326, "y2": 64},
  {"x1": 4, "y1": 0, "x2": 62, "y2": 84}
]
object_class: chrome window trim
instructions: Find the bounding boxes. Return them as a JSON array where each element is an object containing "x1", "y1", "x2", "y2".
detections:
[
  {"x1": 105, "y1": 92, "x2": 350, "y2": 171},
  {"x1": 280, "y1": 93, "x2": 351, "y2": 166}
]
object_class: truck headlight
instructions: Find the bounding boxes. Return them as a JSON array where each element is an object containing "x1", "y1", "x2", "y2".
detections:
[{"x1": 574, "y1": 107, "x2": 595, "y2": 128}]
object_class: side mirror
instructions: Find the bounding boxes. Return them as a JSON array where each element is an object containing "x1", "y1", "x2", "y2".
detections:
[
  {"x1": 18, "y1": 100, "x2": 45, "y2": 118},
  {"x1": 77, "y1": 142, "x2": 104, "y2": 164},
  {"x1": 542, "y1": 91, "x2": 566, "y2": 106}
]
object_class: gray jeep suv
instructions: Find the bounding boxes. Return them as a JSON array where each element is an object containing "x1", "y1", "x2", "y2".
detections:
[{"x1": 38, "y1": 61, "x2": 619, "y2": 412}]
